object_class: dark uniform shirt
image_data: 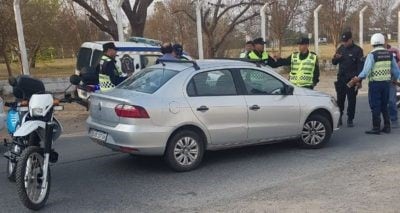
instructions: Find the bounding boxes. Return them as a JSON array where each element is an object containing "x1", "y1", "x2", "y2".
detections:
[
  {"x1": 332, "y1": 43, "x2": 364, "y2": 83},
  {"x1": 276, "y1": 51, "x2": 320, "y2": 86},
  {"x1": 99, "y1": 55, "x2": 126, "y2": 86}
]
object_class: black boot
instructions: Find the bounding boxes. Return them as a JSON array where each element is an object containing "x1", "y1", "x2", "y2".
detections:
[
  {"x1": 338, "y1": 114, "x2": 343, "y2": 126},
  {"x1": 365, "y1": 128, "x2": 381, "y2": 134},
  {"x1": 366, "y1": 117, "x2": 381, "y2": 135}
]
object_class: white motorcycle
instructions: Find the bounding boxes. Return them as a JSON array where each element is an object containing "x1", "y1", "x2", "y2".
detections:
[{"x1": 4, "y1": 75, "x2": 81, "y2": 210}]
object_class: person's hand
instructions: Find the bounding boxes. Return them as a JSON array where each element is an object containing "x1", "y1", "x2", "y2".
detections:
[{"x1": 334, "y1": 53, "x2": 342, "y2": 59}]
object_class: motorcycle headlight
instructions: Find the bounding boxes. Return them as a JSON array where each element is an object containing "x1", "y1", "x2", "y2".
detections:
[{"x1": 31, "y1": 108, "x2": 43, "y2": 116}]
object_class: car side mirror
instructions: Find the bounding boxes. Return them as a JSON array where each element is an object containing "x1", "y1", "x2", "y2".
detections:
[
  {"x1": 69, "y1": 74, "x2": 81, "y2": 85},
  {"x1": 284, "y1": 85, "x2": 294, "y2": 95}
]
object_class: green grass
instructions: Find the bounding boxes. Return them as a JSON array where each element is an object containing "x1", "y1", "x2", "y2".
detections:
[{"x1": 0, "y1": 58, "x2": 75, "y2": 80}]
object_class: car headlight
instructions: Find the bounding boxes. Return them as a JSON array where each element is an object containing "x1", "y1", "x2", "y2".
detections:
[{"x1": 31, "y1": 108, "x2": 43, "y2": 117}]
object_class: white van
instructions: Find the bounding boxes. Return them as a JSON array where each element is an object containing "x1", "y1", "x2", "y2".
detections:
[{"x1": 74, "y1": 41, "x2": 162, "y2": 104}]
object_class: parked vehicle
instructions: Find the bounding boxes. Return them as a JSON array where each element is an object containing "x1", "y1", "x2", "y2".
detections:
[
  {"x1": 3, "y1": 75, "x2": 81, "y2": 210},
  {"x1": 74, "y1": 41, "x2": 163, "y2": 107},
  {"x1": 86, "y1": 60, "x2": 340, "y2": 172}
]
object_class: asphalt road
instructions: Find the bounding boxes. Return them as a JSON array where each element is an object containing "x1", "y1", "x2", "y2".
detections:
[{"x1": 1, "y1": 96, "x2": 400, "y2": 212}]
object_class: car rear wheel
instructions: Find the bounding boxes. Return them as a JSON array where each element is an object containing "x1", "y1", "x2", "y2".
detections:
[
  {"x1": 298, "y1": 114, "x2": 332, "y2": 149},
  {"x1": 164, "y1": 130, "x2": 204, "y2": 172}
]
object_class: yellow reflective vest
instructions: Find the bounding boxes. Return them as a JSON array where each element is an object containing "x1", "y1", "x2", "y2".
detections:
[{"x1": 289, "y1": 52, "x2": 317, "y2": 87}]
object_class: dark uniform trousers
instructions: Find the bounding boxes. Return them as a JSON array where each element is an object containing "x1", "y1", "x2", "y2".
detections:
[
  {"x1": 368, "y1": 81, "x2": 391, "y2": 129},
  {"x1": 335, "y1": 80, "x2": 357, "y2": 121}
]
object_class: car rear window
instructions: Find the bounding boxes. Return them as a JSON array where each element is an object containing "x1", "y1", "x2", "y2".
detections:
[{"x1": 117, "y1": 68, "x2": 178, "y2": 94}]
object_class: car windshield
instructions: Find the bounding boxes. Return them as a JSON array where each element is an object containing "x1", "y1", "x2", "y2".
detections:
[{"x1": 117, "y1": 68, "x2": 178, "y2": 94}]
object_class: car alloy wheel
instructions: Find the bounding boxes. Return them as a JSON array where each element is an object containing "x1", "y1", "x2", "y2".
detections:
[
  {"x1": 301, "y1": 120, "x2": 326, "y2": 146},
  {"x1": 165, "y1": 130, "x2": 205, "y2": 172},
  {"x1": 174, "y1": 136, "x2": 199, "y2": 166}
]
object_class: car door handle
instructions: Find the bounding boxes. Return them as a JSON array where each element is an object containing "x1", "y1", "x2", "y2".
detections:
[
  {"x1": 249, "y1": 105, "x2": 260, "y2": 110},
  {"x1": 197, "y1": 105, "x2": 209, "y2": 112}
]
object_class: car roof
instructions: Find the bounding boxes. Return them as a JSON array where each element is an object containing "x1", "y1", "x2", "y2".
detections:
[{"x1": 151, "y1": 59, "x2": 262, "y2": 72}]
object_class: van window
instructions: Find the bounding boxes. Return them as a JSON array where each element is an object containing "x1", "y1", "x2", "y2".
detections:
[
  {"x1": 91, "y1": 50, "x2": 102, "y2": 67},
  {"x1": 76, "y1": 48, "x2": 92, "y2": 71},
  {"x1": 140, "y1": 55, "x2": 160, "y2": 69}
]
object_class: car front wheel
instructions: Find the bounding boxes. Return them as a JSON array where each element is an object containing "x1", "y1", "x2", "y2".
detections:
[
  {"x1": 164, "y1": 130, "x2": 204, "y2": 172},
  {"x1": 298, "y1": 114, "x2": 332, "y2": 149}
]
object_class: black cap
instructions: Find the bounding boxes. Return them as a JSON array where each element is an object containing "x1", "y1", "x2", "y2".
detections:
[
  {"x1": 341, "y1": 31, "x2": 352, "y2": 42},
  {"x1": 172, "y1": 43, "x2": 183, "y2": 56},
  {"x1": 102, "y1": 42, "x2": 116, "y2": 52},
  {"x1": 297, "y1": 37, "x2": 310, "y2": 45},
  {"x1": 253, "y1": 37, "x2": 266, "y2": 45}
]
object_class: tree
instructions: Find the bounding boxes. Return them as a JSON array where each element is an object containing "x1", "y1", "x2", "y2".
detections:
[
  {"x1": 370, "y1": 0, "x2": 396, "y2": 35},
  {"x1": 174, "y1": 0, "x2": 264, "y2": 58},
  {"x1": 269, "y1": 0, "x2": 305, "y2": 54},
  {"x1": 314, "y1": 0, "x2": 361, "y2": 48},
  {"x1": 0, "y1": 0, "x2": 16, "y2": 76},
  {"x1": 71, "y1": 0, "x2": 154, "y2": 40}
]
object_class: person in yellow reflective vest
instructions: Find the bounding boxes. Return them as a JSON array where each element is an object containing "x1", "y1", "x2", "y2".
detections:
[
  {"x1": 97, "y1": 42, "x2": 127, "y2": 92},
  {"x1": 239, "y1": 41, "x2": 254, "y2": 58},
  {"x1": 275, "y1": 37, "x2": 320, "y2": 90},
  {"x1": 351, "y1": 33, "x2": 400, "y2": 134},
  {"x1": 246, "y1": 37, "x2": 279, "y2": 67}
]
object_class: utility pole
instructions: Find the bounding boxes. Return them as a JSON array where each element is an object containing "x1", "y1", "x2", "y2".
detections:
[
  {"x1": 117, "y1": 0, "x2": 124, "y2": 41},
  {"x1": 313, "y1": 4, "x2": 323, "y2": 55},
  {"x1": 359, "y1": 6, "x2": 368, "y2": 49},
  {"x1": 196, "y1": 0, "x2": 204, "y2": 59},
  {"x1": 13, "y1": 0, "x2": 29, "y2": 75}
]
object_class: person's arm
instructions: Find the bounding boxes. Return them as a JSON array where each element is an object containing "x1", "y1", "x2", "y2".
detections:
[
  {"x1": 391, "y1": 57, "x2": 400, "y2": 80},
  {"x1": 273, "y1": 55, "x2": 291, "y2": 67},
  {"x1": 357, "y1": 53, "x2": 374, "y2": 79},
  {"x1": 106, "y1": 63, "x2": 127, "y2": 85},
  {"x1": 313, "y1": 59, "x2": 320, "y2": 86},
  {"x1": 332, "y1": 46, "x2": 343, "y2": 65},
  {"x1": 267, "y1": 55, "x2": 290, "y2": 68},
  {"x1": 356, "y1": 47, "x2": 364, "y2": 75}
]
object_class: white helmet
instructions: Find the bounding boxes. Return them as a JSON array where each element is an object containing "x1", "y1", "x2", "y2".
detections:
[{"x1": 370, "y1": 33, "x2": 385, "y2": 46}]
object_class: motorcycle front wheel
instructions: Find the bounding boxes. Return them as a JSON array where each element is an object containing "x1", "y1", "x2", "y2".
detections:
[
  {"x1": 15, "y1": 146, "x2": 51, "y2": 210},
  {"x1": 6, "y1": 159, "x2": 16, "y2": 182}
]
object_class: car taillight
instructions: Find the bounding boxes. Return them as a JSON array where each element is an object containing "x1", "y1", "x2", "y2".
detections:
[{"x1": 115, "y1": 104, "x2": 149, "y2": 118}]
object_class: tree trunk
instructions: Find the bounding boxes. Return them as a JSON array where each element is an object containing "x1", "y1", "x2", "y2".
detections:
[{"x1": 1, "y1": 49, "x2": 12, "y2": 77}]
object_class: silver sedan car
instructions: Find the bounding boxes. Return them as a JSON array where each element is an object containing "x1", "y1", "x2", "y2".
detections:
[{"x1": 87, "y1": 60, "x2": 340, "y2": 171}]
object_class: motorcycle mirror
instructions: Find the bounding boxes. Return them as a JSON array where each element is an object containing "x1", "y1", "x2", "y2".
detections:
[
  {"x1": 8, "y1": 76, "x2": 17, "y2": 87},
  {"x1": 69, "y1": 75, "x2": 81, "y2": 85}
]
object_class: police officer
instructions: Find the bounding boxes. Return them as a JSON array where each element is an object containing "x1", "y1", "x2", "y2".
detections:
[
  {"x1": 275, "y1": 37, "x2": 319, "y2": 89},
  {"x1": 240, "y1": 41, "x2": 254, "y2": 58},
  {"x1": 172, "y1": 43, "x2": 186, "y2": 60},
  {"x1": 384, "y1": 37, "x2": 400, "y2": 128},
  {"x1": 156, "y1": 43, "x2": 179, "y2": 63},
  {"x1": 351, "y1": 33, "x2": 400, "y2": 134},
  {"x1": 332, "y1": 31, "x2": 364, "y2": 127},
  {"x1": 98, "y1": 42, "x2": 127, "y2": 92},
  {"x1": 246, "y1": 37, "x2": 279, "y2": 67}
]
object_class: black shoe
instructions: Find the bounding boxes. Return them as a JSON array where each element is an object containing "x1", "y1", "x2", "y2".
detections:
[
  {"x1": 365, "y1": 129, "x2": 380, "y2": 135},
  {"x1": 381, "y1": 127, "x2": 391, "y2": 133},
  {"x1": 338, "y1": 117, "x2": 343, "y2": 126},
  {"x1": 347, "y1": 120, "x2": 354, "y2": 127}
]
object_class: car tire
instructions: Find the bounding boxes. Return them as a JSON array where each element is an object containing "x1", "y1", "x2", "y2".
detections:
[
  {"x1": 298, "y1": 114, "x2": 332, "y2": 149},
  {"x1": 164, "y1": 130, "x2": 204, "y2": 172}
]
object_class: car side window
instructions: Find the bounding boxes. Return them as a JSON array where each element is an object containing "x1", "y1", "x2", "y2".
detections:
[
  {"x1": 187, "y1": 70, "x2": 237, "y2": 96},
  {"x1": 240, "y1": 69, "x2": 285, "y2": 95}
]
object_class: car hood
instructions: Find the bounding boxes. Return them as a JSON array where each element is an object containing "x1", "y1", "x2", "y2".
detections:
[{"x1": 294, "y1": 87, "x2": 330, "y2": 97}]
